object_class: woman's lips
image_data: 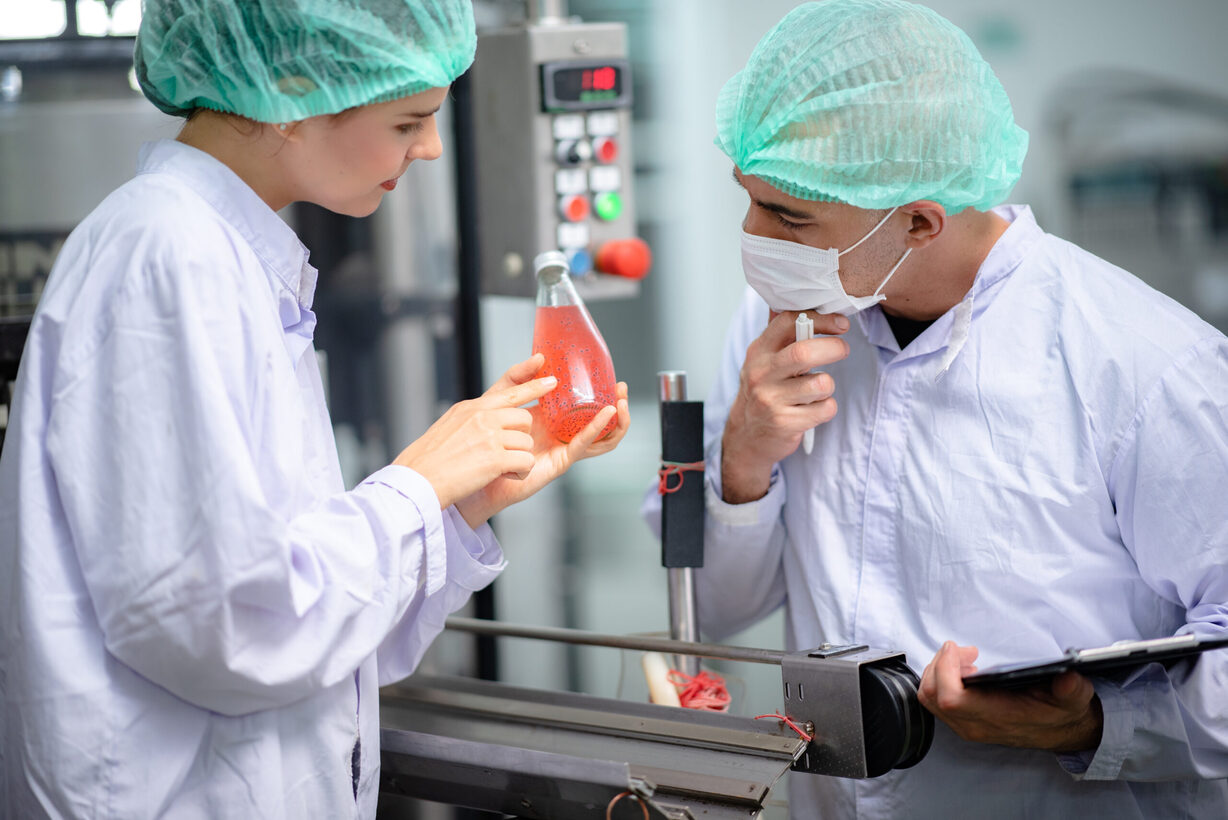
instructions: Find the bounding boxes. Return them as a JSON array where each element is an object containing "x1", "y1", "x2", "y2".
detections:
[{"x1": 380, "y1": 178, "x2": 397, "y2": 191}]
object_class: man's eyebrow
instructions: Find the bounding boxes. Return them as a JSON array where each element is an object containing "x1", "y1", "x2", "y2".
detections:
[
  {"x1": 754, "y1": 199, "x2": 814, "y2": 221},
  {"x1": 731, "y1": 167, "x2": 814, "y2": 220}
]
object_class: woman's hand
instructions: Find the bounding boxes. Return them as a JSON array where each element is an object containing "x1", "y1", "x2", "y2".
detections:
[
  {"x1": 392, "y1": 355, "x2": 559, "y2": 511},
  {"x1": 454, "y1": 363, "x2": 631, "y2": 529}
]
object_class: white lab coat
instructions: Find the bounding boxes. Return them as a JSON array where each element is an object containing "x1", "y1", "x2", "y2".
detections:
[
  {"x1": 0, "y1": 140, "x2": 505, "y2": 819},
  {"x1": 644, "y1": 206, "x2": 1228, "y2": 818}
]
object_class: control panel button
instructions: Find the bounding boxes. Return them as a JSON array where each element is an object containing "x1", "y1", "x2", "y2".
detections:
[
  {"x1": 586, "y1": 110, "x2": 619, "y2": 137},
  {"x1": 566, "y1": 248, "x2": 594, "y2": 276},
  {"x1": 555, "y1": 168, "x2": 587, "y2": 196},
  {"x1": 552, "y1": 114, "x2": 586, "y2": 140},
  {"x1": 592, "y1": 191, "x2": 623, "y2": 222},
  {"x1": 557, "y1": 222, "x2": 590, "y2": 249},
  {"x1": 592, "y1": 136, "x2": 619, "y2": 164},
  {"x1": 589, "y1": 166, "x2": 621, "y2": 193},
  {"x1": 555, "y1": 139, "x2": 593, "y2": 166},
  {"x1": 559, "y1": 194, "x2": 591, "y2": 222},
  {"x1": 596, "y1": 237, "x2": 652, "y2": 280}
]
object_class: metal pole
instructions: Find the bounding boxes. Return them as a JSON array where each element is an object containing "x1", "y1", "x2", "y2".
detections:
[
  {"x1": 445, "y1": 616, "x2": 786, "y2": 666},
  {"x1": 451, "y1": 70, "x2": 499, "y2": 682},
  {"x1": 658, "y1": 371, "x2": 687, "y2": 402},
  {"x1": 526, "y1": 0, "x2": 568, "y2": 24},
  {"x1": 659, "y1": 371, "x2": 701, "y2": 676}
]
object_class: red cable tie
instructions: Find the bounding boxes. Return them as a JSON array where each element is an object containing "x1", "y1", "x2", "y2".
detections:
[
  {"x1": 657, "y1": 460, "x2": 705, "y2": 495},
  {"x1": 754, "y1": 711, "x2": 813, "y2": 742},
  {"x1": 668, "y1": 668, "x2": 731, "y2": 712}
]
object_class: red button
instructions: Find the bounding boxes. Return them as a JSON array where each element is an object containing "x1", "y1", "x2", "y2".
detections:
[
  {"x1": 596, "y1": 237, "x2": 652, "y2": 280},
  {"x1": 593, "y1": 136, "x2": 619, "y2": 164},
  {"x1": 559, "y1": 194, "x2": 590, "y2": 222}
]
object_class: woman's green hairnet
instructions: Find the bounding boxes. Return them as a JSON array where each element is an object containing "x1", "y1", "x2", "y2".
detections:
[
  {"x1": 135, "y1": 0, "x2": 476, "y2": 122},
  {"x1": 715, "y1": 0, "x2": 1028, "y2": 213}
]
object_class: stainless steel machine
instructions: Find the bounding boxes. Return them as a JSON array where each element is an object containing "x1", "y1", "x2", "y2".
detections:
[
  {"x1": 376, "y1": 366, "x2": 933, "y2": 817},
  {"x1": 378, "y1": 618, "x2": 933, "y2": 819}
]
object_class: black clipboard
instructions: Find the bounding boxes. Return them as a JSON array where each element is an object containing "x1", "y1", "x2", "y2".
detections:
[{"x1": 962, "y1": 633, "x2": 1228, "y2": 689}]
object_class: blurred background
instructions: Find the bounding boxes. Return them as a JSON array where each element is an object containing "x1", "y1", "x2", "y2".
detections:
[{"x1": 3, "y1": 0, "x2": 1227, "y2": 816}]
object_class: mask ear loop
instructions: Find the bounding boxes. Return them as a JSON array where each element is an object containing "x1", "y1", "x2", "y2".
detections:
[
  {"x1": 838, "y1": 206, "x2": 900, "y2": 257},
  {"x1": 870, "y1": 247, "x2": 911, "y2": 299},
  {"x1": 837, "y1": 206, "x2": 911, "y2": 299}
]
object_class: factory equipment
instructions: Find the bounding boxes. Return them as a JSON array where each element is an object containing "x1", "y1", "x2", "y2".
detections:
[
  {"x1": 379, "y1": 618, "x2": 933, "y2": 818},
  {"x1": 378, "y1": 370, "x2": 931, "y2": 818},
  {"x1": 468, "y1": 0, "x2": 651, "y2": 298},
  {"x1": 1047, "y1": 69, "x2": 1228, "y2": 334}
]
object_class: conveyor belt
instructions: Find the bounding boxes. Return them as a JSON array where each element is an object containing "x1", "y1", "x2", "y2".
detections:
[{"x1": 379, "y1": 674, "x2": 807, "y2": 819}]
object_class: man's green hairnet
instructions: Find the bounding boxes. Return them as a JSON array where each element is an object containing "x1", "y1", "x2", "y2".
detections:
[
  {"x1": 135, "y1": 0, "x2": 475, "y2": 123},
  {"x1": 715, "y1": 0, "x2": 1028, "y2": 213}
]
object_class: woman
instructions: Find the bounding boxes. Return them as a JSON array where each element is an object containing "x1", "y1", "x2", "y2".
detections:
[{"x1": 0, "y1": 1, "x2": 630, "y2": 817}]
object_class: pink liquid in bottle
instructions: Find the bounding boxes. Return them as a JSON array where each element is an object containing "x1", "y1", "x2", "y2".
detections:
[{"x1": 532, "y1": 304, "x2": 618, "y2": 442}]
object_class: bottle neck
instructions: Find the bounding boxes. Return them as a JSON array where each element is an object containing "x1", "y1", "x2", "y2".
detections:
[{"x1": 536, "y1": 269, "x2": 580, "y2": 307}]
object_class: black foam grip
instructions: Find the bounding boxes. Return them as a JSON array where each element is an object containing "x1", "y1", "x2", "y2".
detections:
[{"x1": 660, "y1": 400, "x2": 705, "y2": 568}]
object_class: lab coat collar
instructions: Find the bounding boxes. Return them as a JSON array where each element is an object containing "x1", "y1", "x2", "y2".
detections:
[
  {"x1": 136, "y1": 140, "x2": 319, "y2": 316},
  {"x1": 858, "y1": 204, "x2": 1043, "y2": 366}
]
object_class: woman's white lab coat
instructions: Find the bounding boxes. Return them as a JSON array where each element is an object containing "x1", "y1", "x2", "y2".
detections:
[{"x1": 0, "y1": 139, "x2": 504, "y2": 819}]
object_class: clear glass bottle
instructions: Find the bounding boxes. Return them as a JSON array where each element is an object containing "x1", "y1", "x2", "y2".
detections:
[{"x1": 531, "y1": 251, "x2": 618, "y2": 442}]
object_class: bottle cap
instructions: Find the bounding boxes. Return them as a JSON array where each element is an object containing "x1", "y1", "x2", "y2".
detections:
[{"x1": 533, "y1": 250, "x2": 570, "y2": 282}]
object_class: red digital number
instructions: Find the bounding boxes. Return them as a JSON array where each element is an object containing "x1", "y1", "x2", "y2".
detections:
[{"x1": 592, "y1": 66, "x2": 616, "y2": 92}]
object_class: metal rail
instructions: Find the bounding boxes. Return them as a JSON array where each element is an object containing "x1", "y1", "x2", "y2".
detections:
[
  {"x1": 445, "y1": 616, "x2": 787, "y2": 665},
  {"x1": 380, "y1": 673, "x2": 807, "y2": 819}
]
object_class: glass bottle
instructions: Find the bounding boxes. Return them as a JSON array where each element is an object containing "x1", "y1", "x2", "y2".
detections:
[{"x1": 531, "y1": 250, "x2": 618, "y2": 443}]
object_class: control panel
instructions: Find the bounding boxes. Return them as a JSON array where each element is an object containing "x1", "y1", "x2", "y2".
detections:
[{"x1": 469, "y1": 20, "x2": 649, "y2": 298}]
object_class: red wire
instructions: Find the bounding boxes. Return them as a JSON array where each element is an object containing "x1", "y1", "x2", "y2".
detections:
[
  {"x1": 605, "y1": 790, "x2": 649, "y2": 820},
  {"x1": 658, "y1": 460, "x2": 704, "y2": 494},
  {"x1": 668, "y1": 668, "x2": 731, "y2": 711},
  {"x1": 753, "y1": 711, "x2": 814, "y2": 742}
]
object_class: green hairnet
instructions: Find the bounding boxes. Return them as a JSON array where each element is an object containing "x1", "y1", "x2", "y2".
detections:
[
  {"x1": 135, "y1": 0, "x2": 475, "y2": 122},
  {"x1": 715, "y1": 0, "x2": 1028, "y2": 213}
]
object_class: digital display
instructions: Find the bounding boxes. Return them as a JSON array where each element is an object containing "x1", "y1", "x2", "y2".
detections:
[{"x1": 541, "y1": 59, "x2": 632, "y2": 112}]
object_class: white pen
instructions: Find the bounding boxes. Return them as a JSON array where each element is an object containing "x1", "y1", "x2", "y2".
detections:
[{"x1": 795, "y1": 312, "x2": 815, "y2": 454}]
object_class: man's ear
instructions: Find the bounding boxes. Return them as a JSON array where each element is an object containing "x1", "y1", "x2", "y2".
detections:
[
  {"x1": 271, "y1": 121, "x2": 303, "y2": 142},
  {"x1": 901, "y1": 200, "x2": 946, "y2": 249}
]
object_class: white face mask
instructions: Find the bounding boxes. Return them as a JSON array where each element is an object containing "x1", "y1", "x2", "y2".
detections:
[{"x1": 740, "y1": 206, "x2": 913, "y2": 316}]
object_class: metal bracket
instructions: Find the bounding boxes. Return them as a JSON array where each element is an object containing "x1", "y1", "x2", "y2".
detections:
[{"x1": 782, "y1": 646, "x2": 933, "y2": 778}]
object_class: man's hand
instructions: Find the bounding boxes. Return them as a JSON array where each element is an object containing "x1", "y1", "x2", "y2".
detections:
[
  {"x1": 721, "y1": 310, "x2": 850, "y2": 503},
  {"x1": 917, "y1": 641, "x2": 1104, "y2": 754}
]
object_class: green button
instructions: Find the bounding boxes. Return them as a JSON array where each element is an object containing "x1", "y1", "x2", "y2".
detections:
[{"x1": 593, "y1": 191, "x2": 623, "y2": 221}]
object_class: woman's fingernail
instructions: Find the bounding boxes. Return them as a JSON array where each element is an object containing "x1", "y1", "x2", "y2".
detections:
[{"x1": 836, "y1": 316, "x2": 850, "y2": 331}]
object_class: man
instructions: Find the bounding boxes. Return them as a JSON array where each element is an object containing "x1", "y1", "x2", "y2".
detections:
[{"x1": 643, "y1": 1, "x2": 1228, "y2": 817}]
